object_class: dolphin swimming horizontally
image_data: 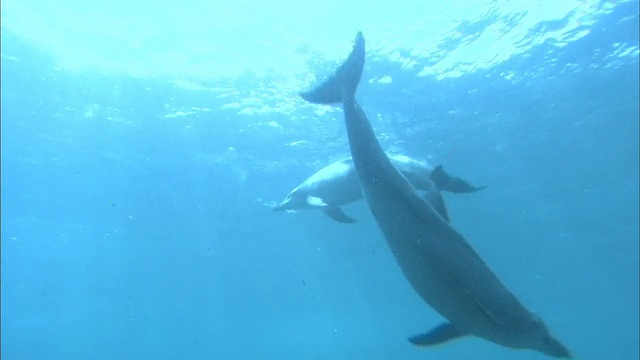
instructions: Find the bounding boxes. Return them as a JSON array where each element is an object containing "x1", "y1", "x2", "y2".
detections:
[
  {"x1": 299, "y1": 32, "x2": 571, "y2": 358},
  {"x1": 273, "y1": 154, "x2": 484, "y2": 223}
]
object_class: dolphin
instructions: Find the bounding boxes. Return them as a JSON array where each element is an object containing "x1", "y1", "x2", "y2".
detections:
[
  {"x1": 299, "y1": 32, "x2": 571, "y2": 358},
  {"x1": 273, "y1": 154, "x2": 485, "y2": 223}
]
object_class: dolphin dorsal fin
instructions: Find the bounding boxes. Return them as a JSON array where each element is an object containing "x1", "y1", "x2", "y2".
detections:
[{"x1": 430, "y1": 165, "x2": 487, "y2": 193}]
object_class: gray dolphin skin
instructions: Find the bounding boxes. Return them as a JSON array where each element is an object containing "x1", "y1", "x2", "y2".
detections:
[
  {"x1": 273, "y1": 154, "x2": 485, "y2": 223},
  {"x1": 299, "y1": 32, "x2": 571, "y2": 358}
]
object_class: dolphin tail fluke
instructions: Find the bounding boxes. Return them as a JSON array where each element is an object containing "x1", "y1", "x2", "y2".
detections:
[
  {"x1": 300, "y1": 32, "x2": 365, "y2": 104},
  {"x1": 430, "y1": 165, "x2": 487, "y2": 193},
  {"x1": 409, "y1": 322, "x2": 468, "y2": 347}
]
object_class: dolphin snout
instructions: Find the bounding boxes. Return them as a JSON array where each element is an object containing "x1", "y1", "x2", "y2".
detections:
[
  {"x1": 538, "y1": 335, "x2": 572, "y2": 359},
  {"x1": 272, "y1": 200, "x2": 289, "y2": 212}
]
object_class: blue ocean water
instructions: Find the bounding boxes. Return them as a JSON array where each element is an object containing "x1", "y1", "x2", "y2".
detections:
[{"x1": 1, "y1": 1, "x2": 638, "y2": 359}]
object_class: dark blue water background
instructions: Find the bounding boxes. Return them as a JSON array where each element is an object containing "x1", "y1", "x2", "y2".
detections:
[{"x1": 2, "y1": 2, "x2": 638, "y2": 359}]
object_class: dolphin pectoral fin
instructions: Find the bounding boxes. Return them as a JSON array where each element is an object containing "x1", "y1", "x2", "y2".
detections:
[
  {"x1": 409, "y1": 322, "x2": 468, "y2": 347},
  {"x1": 430, "y1": 165, "x2": 486, "y2": 194},
  {"x1": 307, "y1": 196, "x2": 328, "y2": 207},
  {"x1": 323, "y1": 207, "x2": 357, "y2": 224},
  {"x1": 420, "y1": 190, "x2": 450, "y2": 222}
]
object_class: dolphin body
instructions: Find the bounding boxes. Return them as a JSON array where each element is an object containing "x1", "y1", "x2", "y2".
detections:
[
  {"x1": 273, "y1": 154, "x2": 484, "y2": 223},
  {"x1": 300, "y1": 32, "x2": 571, "y2": 358}
]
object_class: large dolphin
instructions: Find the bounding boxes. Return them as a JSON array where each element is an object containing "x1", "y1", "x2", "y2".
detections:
[
  {"x1": 300, "y1": 32, "x2": 571, "y2": 358},
  {"x1": 273, "y1": 154, "x2": 484, "y2": 223}
]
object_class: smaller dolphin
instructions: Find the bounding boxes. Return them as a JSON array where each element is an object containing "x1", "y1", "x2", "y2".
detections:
[{"x1": 273, "y1": 154, "x2": 484, "y2": 223}]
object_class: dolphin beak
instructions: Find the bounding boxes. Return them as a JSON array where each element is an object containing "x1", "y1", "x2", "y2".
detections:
[
  {"x1": 542, "y1": 335, "x2": 572, "y2": 358},
  {"x1": 272, "y1": 200, "x2": 288, "y2": 212}
]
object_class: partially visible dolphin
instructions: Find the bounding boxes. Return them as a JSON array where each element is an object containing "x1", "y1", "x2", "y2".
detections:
[
  {"x1": 273, "y1": 154, "x2": 484, "y2": 223},
  {"x1": 300, "y1": 32, "x2": 571, "y2": 358}
]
